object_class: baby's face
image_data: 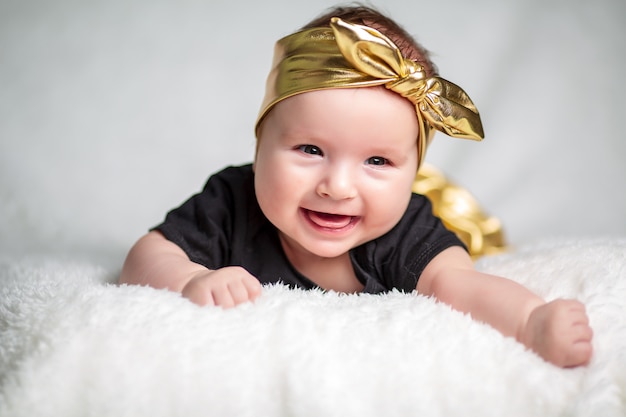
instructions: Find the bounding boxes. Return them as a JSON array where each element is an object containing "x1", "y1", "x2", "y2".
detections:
[{"x1": 254, "y1": 87, "x2": 419, "y2": 261}]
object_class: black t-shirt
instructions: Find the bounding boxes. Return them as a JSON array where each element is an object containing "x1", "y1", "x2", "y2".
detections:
[{"x1": 154, "y1": 164, "x2": 465, "y2": 294}]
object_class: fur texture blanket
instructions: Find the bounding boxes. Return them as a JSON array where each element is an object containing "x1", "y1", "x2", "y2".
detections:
[{"x1": 1, "y1": 237, "x2": 625, "y2": 417}]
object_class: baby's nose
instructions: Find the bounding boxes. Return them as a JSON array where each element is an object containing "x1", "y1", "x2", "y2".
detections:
[{"x1": 317, "y1": 166, "x2": 357, "y2": 200}]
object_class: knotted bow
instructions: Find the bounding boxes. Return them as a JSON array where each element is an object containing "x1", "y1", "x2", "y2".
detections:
[{"x1": 256, "y1": 17, "x2": 484, "y2": 166}]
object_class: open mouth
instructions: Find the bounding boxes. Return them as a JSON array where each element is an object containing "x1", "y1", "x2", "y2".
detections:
[{"x1": 302, "y1": 209, "x2": 359, "y2": 231}]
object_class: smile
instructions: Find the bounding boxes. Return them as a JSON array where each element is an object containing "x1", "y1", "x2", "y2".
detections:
[{"x1": 301, "y1": 209, "x2": 360, "y2": 232}]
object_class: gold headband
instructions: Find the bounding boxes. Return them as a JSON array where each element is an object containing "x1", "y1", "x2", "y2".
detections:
[{"x1": 256, "y1": 17, "x2": 484, "y2": 166}]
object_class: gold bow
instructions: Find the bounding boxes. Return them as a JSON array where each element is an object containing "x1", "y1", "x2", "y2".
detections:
[{"x1": 256, "y1": 17, "x2": 484, "y2": 166}]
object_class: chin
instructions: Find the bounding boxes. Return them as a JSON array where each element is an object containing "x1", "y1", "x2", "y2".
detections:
[{"x1": 299, "y1": 240, "x2": 357, "y2": 259}]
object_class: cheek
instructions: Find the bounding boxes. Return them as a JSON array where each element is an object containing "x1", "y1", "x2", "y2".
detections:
[
  {"x1": 255, "y1": 164, "x2": 280, "y2": 212},
  {"x1": 254, "y1": 158, "x2": 302, "y2": 220},
  {"x1": 365, "y1": 177, "x2": 414, "y2": 228},
  {"x1": 255, "y1": 149, "x2": 312, "y2": 197}
]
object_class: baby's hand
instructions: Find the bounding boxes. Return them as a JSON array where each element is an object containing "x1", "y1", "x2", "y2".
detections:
[
  {"x1": 181, "y1": 266, "x2": 262, "y2": 308},
  {"x1": 521, "y1": 299, "x2": 593, "y2": 367}
]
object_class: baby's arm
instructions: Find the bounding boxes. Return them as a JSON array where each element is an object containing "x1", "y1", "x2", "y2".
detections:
[
  {"x1": 119, "y1": 231, "x2": 262, "y2": 308},
  {"x1": 417, "y1": 246, "x2": 593, "y2": 368}
]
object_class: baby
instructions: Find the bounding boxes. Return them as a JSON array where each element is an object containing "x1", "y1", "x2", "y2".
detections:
[{"x1": 119, "y1": 5, "x2": 593, "y2": 368}]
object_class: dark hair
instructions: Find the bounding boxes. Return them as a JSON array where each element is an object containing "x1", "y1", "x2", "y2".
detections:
[{"x1": 300, "y1": 4, "x2": 438, "y2": 77}]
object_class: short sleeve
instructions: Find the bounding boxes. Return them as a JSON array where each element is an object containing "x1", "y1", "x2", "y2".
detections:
[
  {"x1": 153, "y1": 166, "x2": 251, "y2": 269},
  {"x1": 351, "y1": 193, "x2": 466, "y2": 293}
]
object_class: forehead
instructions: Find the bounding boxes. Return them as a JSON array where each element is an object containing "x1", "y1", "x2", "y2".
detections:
[{"x1": 259, "y1": 87, "x2": 419, "y2": 138}]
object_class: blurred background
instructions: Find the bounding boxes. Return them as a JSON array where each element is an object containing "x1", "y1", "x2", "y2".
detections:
[{"x1": 1, "y1": 0, "x2": 624, "y2": 262}]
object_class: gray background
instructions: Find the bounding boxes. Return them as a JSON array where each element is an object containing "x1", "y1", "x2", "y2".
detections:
[{"x1": 1, "y1": 0, "x2": 624, "y2": 260}]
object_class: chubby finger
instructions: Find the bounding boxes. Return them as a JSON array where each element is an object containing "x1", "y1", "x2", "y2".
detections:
[
  {"x1": 571, "y1": 311, "x2": 590, "y2": 326},
  {"x1": 228, "y1": 280, "x2": 252, "y2": 305},
  {"x1": 243, "y1": 275, "x2": 263, "y2": 301},
  {"x1": 182, "y1": 279, "x2": 215, "y2": 307},
  {"x1": 565, "y1": 340, "x2": 593, "y2": 367},
  {"x1": 571, "y1": 322, "x2": 594, "y2": 343},
  {"x1": 229, "y1": 277, "x2": 262, "y2": 305},
  {"x1": 563, "y1": 299, "x2": 588, "y2": 315},
  {"x1": 212, "y1": 287, "x2": 236, "y2": 309}
]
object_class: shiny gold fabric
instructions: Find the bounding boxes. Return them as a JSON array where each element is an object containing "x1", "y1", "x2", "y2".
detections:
[
  {"x1": 413, "y1": 164, "x2": 507, "y2": 258},
  {"x1": 256, "y1": 17, "x2": 485, "y2": 166}
]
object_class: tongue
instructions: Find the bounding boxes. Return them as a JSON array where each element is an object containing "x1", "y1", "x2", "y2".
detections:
[{"x1": 308, "y1": 210, "x2": 353, "y2": 229}]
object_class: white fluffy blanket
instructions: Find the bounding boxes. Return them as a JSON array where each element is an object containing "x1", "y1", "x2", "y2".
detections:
[{"x1": 1, "y1": 238, "x2": 625, "y2": 417}]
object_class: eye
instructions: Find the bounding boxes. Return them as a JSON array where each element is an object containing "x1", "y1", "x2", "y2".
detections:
[
  {"x1": 365, "y1": 156, "x2": 389, "y2": 166},
  {"x1": 297, "y1": 144, "x2": 324, "y2": 156}
]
